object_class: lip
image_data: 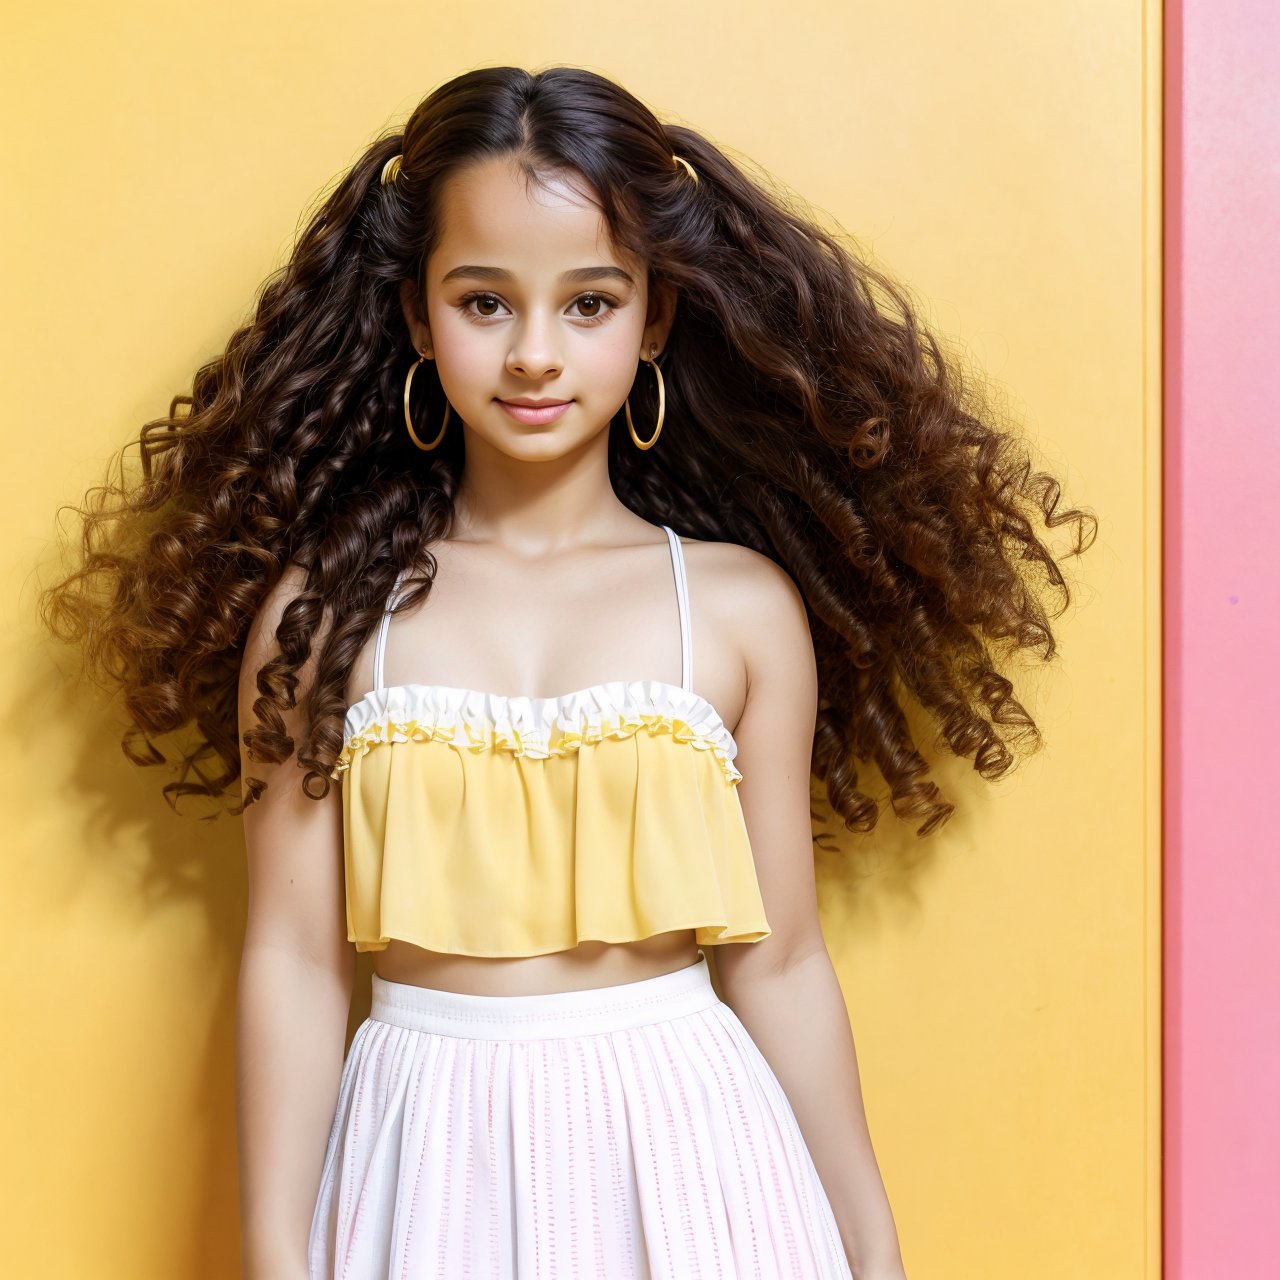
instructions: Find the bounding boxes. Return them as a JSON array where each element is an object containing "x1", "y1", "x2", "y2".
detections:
[{"x1": 497, "y1": 398, "x2": 573, "y2": 425}]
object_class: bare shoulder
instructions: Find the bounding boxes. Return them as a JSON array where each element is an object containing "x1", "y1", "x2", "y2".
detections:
[
  {"x1": 678, "y1": 536, "x2": 812, "y2": 680},
  {"x1": 680, "y1": 535, "x2": 806, "y2": 624},
  {"x1": 243, "y1": 562, "x2": 312, "y2": 657},
  {"x1": 239, "y1": 561, "x2": 333, "y2": 719}
]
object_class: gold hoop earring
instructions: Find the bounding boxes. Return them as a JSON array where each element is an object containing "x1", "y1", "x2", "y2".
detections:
[
  {"x1": 625, "y1": 344, "x2": 666, "y2": 450},
  {"x1": 403, "y1": 351, "x2": 450, "y2": 450}
]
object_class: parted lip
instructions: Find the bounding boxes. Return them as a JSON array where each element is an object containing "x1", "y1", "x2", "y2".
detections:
[{"x1": 498, "y1": 396, "x2": 571, "y2": 407}]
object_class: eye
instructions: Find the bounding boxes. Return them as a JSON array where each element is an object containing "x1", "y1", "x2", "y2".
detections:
[
  {"x1": 457, "y1": 291, "x2": 509, "y2": 321},
  {"x1": 569, "y1": 293, "x2": 618, "y2": 325},
  {"x1": 455, "y1": 291, "x2": 620, "y2": 327}
]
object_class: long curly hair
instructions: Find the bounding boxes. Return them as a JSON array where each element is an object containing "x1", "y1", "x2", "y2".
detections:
[{"x1": 41, "y1": 64, "x2": 1096, "y2": 837}]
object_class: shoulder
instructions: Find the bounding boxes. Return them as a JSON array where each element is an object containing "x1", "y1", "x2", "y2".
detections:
[
  {"x1": 243, "y1": 562, "x2": 314, "y2": 664},
  {"x1": 679, "y1": 536, "x2": 812, "y2": 673},
  {"x1": 239, "y1": 561, "x2": 336, "y2": 708},
  {"x1": 681, "y1": 535, "x2": 806, "y2": 618}
]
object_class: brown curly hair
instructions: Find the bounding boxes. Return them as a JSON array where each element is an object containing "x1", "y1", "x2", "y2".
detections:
[{"x1": 40, "y1": 64, "x2": 1096, "y2": 837}]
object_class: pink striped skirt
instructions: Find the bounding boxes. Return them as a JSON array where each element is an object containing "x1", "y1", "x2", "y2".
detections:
[{"x1": 307, "y1": 950, "x2": 852, "y2": 1278}]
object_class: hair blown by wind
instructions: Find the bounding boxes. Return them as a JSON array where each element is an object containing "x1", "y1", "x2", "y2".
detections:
[{"x1": 40, "y1": 63, "x2": 1097, "y2": 838}]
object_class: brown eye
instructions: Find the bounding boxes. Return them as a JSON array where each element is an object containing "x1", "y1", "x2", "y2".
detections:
[
  {"x1": 456, "y1": 291, "x2": 509, "y2": 322},
  {"x1": 570, "y1": 292, "x2": 619, "y2": 325},
  {"x1": 456, "y1": 290, "x2": 618, "y2": 326}
]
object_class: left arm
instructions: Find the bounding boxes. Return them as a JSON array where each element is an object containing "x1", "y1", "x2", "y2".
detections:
[{"x1": 713, "y1": 553, "x2": 907, "y2": 1280}]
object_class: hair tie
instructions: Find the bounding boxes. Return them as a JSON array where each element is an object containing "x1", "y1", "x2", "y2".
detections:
[
  {"x1": 383, "y1": 150, "x2": 694, "y2": 189},
  {"x1": 672, "y1": 154, "x2": 699, "y2": 186}
]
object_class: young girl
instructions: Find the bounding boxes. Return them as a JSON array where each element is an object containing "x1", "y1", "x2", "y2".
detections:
[{"x1": 44, "y1": 64, "x2": 1094, "y2": 1279}]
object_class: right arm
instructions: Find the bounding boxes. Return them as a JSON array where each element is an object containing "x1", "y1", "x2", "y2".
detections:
[{"x1": 234, "y1": 566, "x2": 355, "y2": 1280}]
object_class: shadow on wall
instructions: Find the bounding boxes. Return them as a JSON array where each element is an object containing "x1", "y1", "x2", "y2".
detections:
[{"x1": 10, "y1": 578, "x2": 377, "y2": 1278}]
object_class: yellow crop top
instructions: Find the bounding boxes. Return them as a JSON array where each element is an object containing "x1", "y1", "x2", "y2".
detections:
[{"x1": 330, "y1": 524, "x2": 772, "y2": 957}]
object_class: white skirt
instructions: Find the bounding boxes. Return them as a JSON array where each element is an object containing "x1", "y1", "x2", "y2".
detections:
[{"x1": 308, "y1": 950, "x2": 852, "y2": 1278}]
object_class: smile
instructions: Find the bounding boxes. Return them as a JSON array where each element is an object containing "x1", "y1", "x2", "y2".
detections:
[{"x1": 497, "y1": 400, "x2": 574, "y2": 425}]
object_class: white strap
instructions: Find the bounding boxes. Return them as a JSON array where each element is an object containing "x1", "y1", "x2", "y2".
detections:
[
  {"x1": 662, "y1": 525, "x2": 693, "y2": 692},
  {"x1": 372, "y1": 569, "x2": 408, "y2": 693}
]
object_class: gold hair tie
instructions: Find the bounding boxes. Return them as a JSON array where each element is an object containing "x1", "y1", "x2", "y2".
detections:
[
  {"x1": 384, "y1": 150, "x2": 692, "y2": 189},
  {"x1": 672, "y1": 154, "x2": 699, "y2": 186}
]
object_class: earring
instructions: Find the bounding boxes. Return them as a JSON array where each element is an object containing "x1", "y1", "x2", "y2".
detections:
[
  {"x1": 403, "y1": 350, "x2": 450, "y2": 450},
  {"x1": 625, "y1": 344, "x2": 666, "y2": 450}
]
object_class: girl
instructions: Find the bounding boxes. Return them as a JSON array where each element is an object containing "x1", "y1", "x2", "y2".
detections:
[{"x1": 44, "y1": 64, "x2": 1094, "y2": 1279}]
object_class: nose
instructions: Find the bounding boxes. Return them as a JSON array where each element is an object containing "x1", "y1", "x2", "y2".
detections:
[{"x1": 504, "y1": 310, "x2": 564, "y2": 380}]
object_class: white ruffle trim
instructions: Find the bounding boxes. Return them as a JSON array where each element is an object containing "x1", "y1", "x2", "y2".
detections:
[{"x1": 335, "y1": 679, "x2": 742, "y2": 784}]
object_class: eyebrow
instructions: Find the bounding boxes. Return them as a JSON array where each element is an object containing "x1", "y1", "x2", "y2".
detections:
[{"x1": 440, "y1": 264, "x2": 636, "y2": 287}]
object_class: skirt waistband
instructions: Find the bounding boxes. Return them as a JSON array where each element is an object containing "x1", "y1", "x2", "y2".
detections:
[{"x1": 369, "y1": 950, "x2": 720, "y2": 1040}]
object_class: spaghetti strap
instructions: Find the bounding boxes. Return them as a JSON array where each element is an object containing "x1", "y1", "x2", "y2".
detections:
[
  {"x1": 371, "y1": 568, "x2": 409, "y2": 694},
  {"x1": 661, "y1": 524, "x2": 693, "y2": 693}
]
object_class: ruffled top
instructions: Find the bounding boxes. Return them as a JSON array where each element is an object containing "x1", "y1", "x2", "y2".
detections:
[
  {"x1": 333, "y1": 679, "x2": 772, "y2": 957},
  {"x1": 335, "y1": 678, "x2": 743, "y2": 783}
]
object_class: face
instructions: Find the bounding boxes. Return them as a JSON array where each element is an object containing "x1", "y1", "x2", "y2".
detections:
[{"x1": 400, "y1": 154, "x2": 674, "y2": 461}]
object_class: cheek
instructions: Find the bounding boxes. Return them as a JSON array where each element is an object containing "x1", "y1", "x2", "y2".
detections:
[
  {"x1": 586, "y1": 324, "x2": 644, "y2": 397},
  {"x1": 431, "y1": 325, "x2": 493, "y2": 393}
]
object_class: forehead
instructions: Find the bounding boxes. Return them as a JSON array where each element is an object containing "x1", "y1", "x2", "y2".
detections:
[{"x1": 429, "y1": 154, "x2": 634, "y2": 281}]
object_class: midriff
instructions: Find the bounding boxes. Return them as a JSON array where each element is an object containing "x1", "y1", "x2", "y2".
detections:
[{"x1": 372, "y1": 928, "x2": 703, "y2": 996}]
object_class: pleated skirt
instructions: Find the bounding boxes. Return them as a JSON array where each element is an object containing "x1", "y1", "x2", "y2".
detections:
[{"x1": 308, "y1": 950, "x2": 852, "y2": 1279}]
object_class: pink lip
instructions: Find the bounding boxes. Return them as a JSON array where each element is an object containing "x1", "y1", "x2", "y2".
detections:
[{"x1": 498, "y1": 399, "x2": 573, "y2": 425}]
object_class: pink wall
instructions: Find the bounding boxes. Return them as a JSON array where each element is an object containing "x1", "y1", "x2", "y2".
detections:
[{"x1": 1164, "y1": 1, "x2": 1280, "y2": 1275}]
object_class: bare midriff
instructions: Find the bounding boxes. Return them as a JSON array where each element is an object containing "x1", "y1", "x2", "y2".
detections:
[{"x1": 372, "y1": 928, "x2": 703, "y2": 996}]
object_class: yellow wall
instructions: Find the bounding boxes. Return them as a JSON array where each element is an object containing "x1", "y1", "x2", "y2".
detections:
[{"x1": 0, "y1": 3, "x2": 1160, "y2": 1276}]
